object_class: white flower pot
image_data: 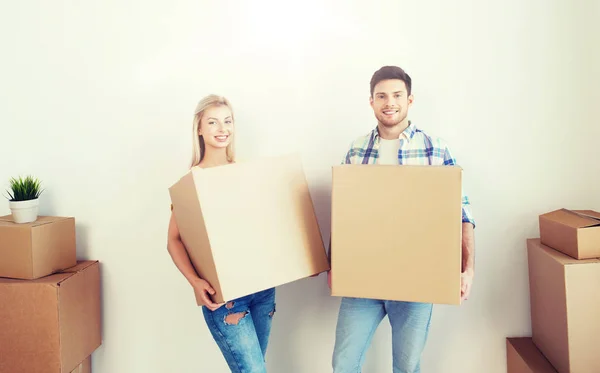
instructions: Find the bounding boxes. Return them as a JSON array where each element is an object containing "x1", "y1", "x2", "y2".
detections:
[{"x1": 9, "y1": 198, "x2": 40, "y2": 224}]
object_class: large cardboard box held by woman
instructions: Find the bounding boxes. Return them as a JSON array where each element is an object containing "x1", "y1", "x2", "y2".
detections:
[{"x1": 169, "y1": 153, "x2": 330, "y2": 304}]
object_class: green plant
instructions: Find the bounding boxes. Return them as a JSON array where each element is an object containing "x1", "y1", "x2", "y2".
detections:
[{"x1": 6, "y1": 176, "x2": 44, "y2": 201}]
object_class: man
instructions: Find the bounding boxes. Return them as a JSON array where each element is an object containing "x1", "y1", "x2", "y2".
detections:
[{"x1": 329, "y1": 65, "x2": 476, "y2": 373}]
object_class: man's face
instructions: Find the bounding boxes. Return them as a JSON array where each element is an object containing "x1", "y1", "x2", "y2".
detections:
[{"x1": 370, "y1": 79, "x2": 413, "y2": 128}]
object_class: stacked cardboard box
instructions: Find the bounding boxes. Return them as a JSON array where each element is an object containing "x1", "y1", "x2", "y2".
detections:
[
  {"x1": 0, "y1": 215, "x2": 102, "y2": 373},
  {"x1": 506, "y1": 209, "x2": 600, "y2": 373}
]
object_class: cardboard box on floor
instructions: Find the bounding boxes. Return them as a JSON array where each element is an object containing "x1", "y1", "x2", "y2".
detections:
[
  {"x1": 527, "y1": 239, "x2": 600, "y2": 373},
  {"x1": 330, "y1": 165, "x2": 463, "y2": 305},
  {"x1": 0, "y1": 216, "x2": 76, "y2": 280},
  {"x1": 169, "y1": 153, "x2": 330, "y2": 304},
  {"x1": 506, "y1": 337, "x2": 557, "y2": 373},
  {"x1": 0, "y1": 261, "x2": 102, "y2": 373},
  {"x1": 539, "y1": 209, "x2": 600, "y2": 259},
  {"x1": 70, "y1": 356, "x2": 91, "y2": 373}
]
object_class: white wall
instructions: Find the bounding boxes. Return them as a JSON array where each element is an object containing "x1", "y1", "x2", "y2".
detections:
[{"x1": 1, "y1": 1, "x2": 598, "y2": 372}]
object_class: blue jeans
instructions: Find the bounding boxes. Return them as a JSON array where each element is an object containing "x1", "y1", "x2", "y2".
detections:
[
  {"x1": 202, "y1": 288, "x2": 276, "y2": 373},
  {"x1": 332, "y1": 297, "x2": 433, "y2": 373}
]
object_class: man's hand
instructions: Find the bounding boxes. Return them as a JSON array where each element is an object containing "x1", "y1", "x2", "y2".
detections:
[{"x1": 461, "y1": 268, "x2": 474, "y2": 302}]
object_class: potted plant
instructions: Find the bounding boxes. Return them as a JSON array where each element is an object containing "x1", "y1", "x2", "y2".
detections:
[{"x1": 5, "y1": 175, "x2": 44, "y2": 223}]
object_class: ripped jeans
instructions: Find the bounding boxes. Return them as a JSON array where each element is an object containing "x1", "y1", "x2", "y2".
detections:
[{"x1": 202, "y1": 288, "x2": 276, "y2": 373}]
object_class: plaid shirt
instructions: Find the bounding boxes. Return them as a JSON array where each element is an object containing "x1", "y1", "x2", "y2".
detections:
[{"x1": 342, "y1": 122, "x2": 475, "y2": 227}]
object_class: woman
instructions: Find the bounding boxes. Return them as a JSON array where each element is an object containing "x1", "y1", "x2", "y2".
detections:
[{"x1": 167, "y1": 94, "x2": 276, "y2": 373}]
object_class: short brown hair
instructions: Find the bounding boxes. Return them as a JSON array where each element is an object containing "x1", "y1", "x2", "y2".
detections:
[{"x1": 370, "y1": 66, "x2": 412, "y2": 97}]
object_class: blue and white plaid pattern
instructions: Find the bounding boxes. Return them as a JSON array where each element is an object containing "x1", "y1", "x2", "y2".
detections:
[{"x1": 343, "y1": 122, "x2": 475, "y2": 226}]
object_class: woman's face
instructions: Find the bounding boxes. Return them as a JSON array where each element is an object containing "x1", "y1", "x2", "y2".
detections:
[{"x1": 199, "y1": 105, "x2": 234, "y2": 150}]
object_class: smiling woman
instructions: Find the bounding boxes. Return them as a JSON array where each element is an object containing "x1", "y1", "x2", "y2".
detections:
[
  {"x1": 167, "y1": 94, "x2": 277, "y2": 373},
  {"x1": 190, "y1": 95, "x2": 236, "y2": 168}
]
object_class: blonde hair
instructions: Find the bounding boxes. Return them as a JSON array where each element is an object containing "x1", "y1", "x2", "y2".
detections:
[{"x1": 190, "y1": 94, "x2": 235, "y2": 168}]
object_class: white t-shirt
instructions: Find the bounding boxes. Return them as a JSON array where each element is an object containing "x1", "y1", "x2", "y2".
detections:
[{"x1": 377, "y1": 138, "x2": 400, "y2": 165}]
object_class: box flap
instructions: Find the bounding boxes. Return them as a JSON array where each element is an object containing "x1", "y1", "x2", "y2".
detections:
[
  {"x1": 61, "y1": 261, "x2": 97, "y2": 274},
  {"x1": 55, "y1": 261, "x2": 98, "y2": 286},
  {"x1": 573, "y1": 209, "x2": 600, "y2": 221},
  {"x1": 541, "y1": 209, "x2": 600, "y2": 229},
  {"x1": 0, "y1": 215, "x2": 72, "y2": 228},
  {"x1": 0, "y1": 261, "x2": 98, "y2": 286},
  {"x1": 0, "y1": 272, "x2": 71, "y2": 286},
  {"x1": 507, "y1": 337, "x2": 557, "y2": 373}
]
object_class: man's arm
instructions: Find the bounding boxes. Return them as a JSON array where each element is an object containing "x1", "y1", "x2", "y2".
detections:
[
  {"x1": 460, "y1": 221, "x2": 475, "y2": 301},
  {"x1": 442, "y1": 143, "x2": 476, "y2": 301},
  {"x1": 462, "y1": 222, "x2": 475, "y2": 272},
  {"x1": 459, "y1": 189, "x2": 475, "y2": 302},
  {"x1": 460, "y1": 189, "x2": 476, "y2": 277},
  {"x1": 459, "y1": 183, "x2": 476, "y2": 302}
]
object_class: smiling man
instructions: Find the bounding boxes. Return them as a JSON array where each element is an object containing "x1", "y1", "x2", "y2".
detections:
[{"x1": 330, "y1": 66, "x2": 476, "y2": 373}]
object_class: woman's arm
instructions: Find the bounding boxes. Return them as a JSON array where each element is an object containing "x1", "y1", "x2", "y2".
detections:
[
  {"x1": 167, "y1": 213, "x2": 202, "y2": 285},
  {"x1": 167, "y1": 212, "x2": 222, "y2": 310}
]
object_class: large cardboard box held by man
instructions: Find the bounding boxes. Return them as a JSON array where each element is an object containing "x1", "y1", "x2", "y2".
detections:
[
  {"x1": 539, "y1": 209, "x2": 600, "y2": 259},
  {"x1": 0, "y1": 261, "x2": 102, "y2": 373},
  {"x1": 527, "y1": 238, "x2": 600, "y2": 373},
  {"x1": 169, "y1": 153, "x2": 330, "y2": 304},
  {"x1": 506, "y1": 337, "x2": 557, "y2": 373},
  {"x1": 330, "y1": 164, "x2": 463, "y2": 305},
  {"x1": 0, "y1": 216, "x2": 76, "y2": 280}
]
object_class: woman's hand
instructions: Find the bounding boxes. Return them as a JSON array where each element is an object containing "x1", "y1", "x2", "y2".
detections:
[{"x1": 191, "y1": 277, "x2": 224, "y2": 311}]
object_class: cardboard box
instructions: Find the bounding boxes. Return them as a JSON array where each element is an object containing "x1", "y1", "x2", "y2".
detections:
[
  {"x1": 330, "y1": 164, "x2": 463, "y2": 305},
  {"x1": 0, "y1": 261, "x2": 102, "y2": 373},
  {"x1": 0, "y1": 216, "x2": 77, "y2": 280},
  {"x1": 527, "y1": 239, "x2": 600, "y2": 373},
  {"x1": 169, "y1": 153, "x2": 330, "y2": 304},
  {"x1": 506, "y1": 337, "x2": 557, "y2": 373},
  {"x1": 70, "y1": 356, "x2": 91, "y2": 373},
  {"x1": 539, "y1": 209, "x2": 600, "y2": 259}
]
